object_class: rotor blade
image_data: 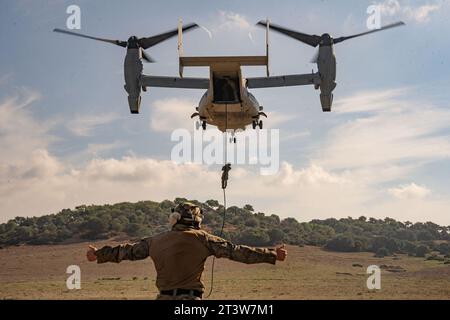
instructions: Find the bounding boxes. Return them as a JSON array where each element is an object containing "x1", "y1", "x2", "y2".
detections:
[
  {"x1": 53, "y1": 28, "x2": 127, "y2": 47},
  {"x1": 138, "y1": 23, "x2": 199, "y2": 49},
  {"x1": 310, "y1": 49, "x2": 319, "y2": 63},
  {"x1": 333, "y1": 21, "x2": 405, "y2": 44},
  {"x1": 257, "y1": 20, "x2": 321, "y2": 47},
  {"x1": 141, "y1": 49, "x2": 155, "y2": 63}
]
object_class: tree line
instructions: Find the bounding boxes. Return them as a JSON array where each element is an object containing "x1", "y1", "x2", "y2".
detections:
[{"x1": 1, "y1": 198, "x2": 449, "y2": 260}]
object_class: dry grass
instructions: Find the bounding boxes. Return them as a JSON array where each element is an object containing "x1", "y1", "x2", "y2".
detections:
[{"x1": 0, "y1": 242, "x2": 449, "y2": 300}]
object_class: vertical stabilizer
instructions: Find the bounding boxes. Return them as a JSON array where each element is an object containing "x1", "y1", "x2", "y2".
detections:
[
  {"x1": 265, "y1": 18, "x2": 270, "y2": 77},
  {"x1": 178, "y1": 18, "x2": 184, "y2": 77}
]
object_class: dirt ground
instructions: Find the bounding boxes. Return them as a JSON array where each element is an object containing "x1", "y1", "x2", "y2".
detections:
[{"x1": 0, "y1": 241, "x2": 449, "y2": 300}]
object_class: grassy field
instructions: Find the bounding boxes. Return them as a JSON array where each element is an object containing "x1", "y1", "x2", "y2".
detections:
[{"x1": 0, "y1": 241, "x2": 449, "y2": 300}]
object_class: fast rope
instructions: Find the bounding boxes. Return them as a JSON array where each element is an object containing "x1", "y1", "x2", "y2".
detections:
[{"x1": 205, "y1": 104, "x2": 231, "y2": 299}]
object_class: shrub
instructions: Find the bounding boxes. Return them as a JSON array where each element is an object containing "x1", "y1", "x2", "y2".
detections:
[
  {"x1": 127, "y1": 223, "x2": 146, "y2": 237},
  {"x1": 205, "y1": 199, "x2": 220, "y2": 208},
  {"x1": 268, "y1": 228, "x2": 284, "y2": 245},
  {"x1": 426, "y1": 254, "x2": 444, "y2": 261},
  {"x1": 244, "y1": 217, "x2": 259, "y2": 228},
  {"x1": 84, "y1": 217, "x2": 109, "y2": 234},
  {"x1": 325, "y1": 234, "x2": 356, "y2": 252},
  {"x1": 0, "y1": 199, "x2": 449, "y2": 253},
  {"x1": 374, "y1": 247, "x2": 390, "y2": 258},
  {"x1": 238, "y1": 228, "x2": 270, "y2": 246},
  {"x1": 415, "y1": 245, "x2": 429, "y2": 257},
  {"x1": 437, "y1": 243, "x2": 450, "y2": 255}
]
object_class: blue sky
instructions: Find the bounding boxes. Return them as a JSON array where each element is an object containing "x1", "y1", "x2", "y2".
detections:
[{"x1": 1, "y1": 0, "x2": 450, "y2": 224}]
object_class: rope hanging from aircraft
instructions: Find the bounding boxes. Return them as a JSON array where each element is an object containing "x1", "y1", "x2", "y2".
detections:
[{"x1": 205, "y1": 105, "x2": 232, "y2": 299}]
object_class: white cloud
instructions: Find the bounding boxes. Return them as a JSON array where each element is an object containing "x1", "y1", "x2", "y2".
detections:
[
  {"x1": 280, "y1": 131, "x2": 310, "y2": 142},
  {"x1": 388, "y1": 183, "x2": 431, "y2": 199},
  {"x1": 263, "y1": 111, "x2": 294, "y2": 129},
  {"x1": 150, "y1": 98, "x2": 197, "y2": 132},
  {"x1": 67, "y1": 113, "x2": 120, "y2": 137},
  {"x1": 1, "y1": 150, "x2": 450, "y2": 225},
  {"x1": 211, "y1": 11, "x2": 259, "y2": 43},
  {"x1": 275, "y1": 162, "x2": 347, "y2": 186},
  {"x1": 2, "y1": 88, "x2": 450, "y2": 226},
  {"x1": 334, "y1": 88, "x2": 408, "y2": 114},
  {"x1": 0, "y1": 149, "x2": 63, "y2": 187},
  {"x1": 406, "y1": 4, "x2": 441, "y2": 23},
  {"x1": 0, "y1": 89, "x2": 51, "y2": 164},
  {"x1": 380, "y1": 0, "x2": 402, "y2": 16},
  {"x1": 85, "y1": 141, "x2": 124, "y2": 157},
  {"x1": 317, "y1": 88, "x2": 450, "y2": 173},
  {"x1": 0, "y1": 151, "x2": 367, "y2": 223},
  {"x1": 380, "y1": 0, "x2": 443, "y2": 23},
  {"x1": 217, "y1": 11, "x2": 252, "y2": 31}
]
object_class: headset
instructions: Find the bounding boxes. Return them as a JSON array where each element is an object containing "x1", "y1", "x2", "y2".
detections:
[{"x1": 170, "y1": 205, "x2": 204, "y2": 229}]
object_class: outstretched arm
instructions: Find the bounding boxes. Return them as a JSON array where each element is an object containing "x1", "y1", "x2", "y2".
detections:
[
  {"x1": 203, "y1": 234, "x2": 286, "y2": 265},
  {"x1": 86, "y1": 238, "x2": 152, "y2": 264}
]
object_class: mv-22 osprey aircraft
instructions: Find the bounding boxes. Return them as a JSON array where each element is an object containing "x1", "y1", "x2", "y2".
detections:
[{"x1": 54, "y1": 19, "x2": 404, "y2": 139}]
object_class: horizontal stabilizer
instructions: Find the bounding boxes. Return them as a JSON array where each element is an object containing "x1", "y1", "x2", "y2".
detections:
[
  {"x1": 140, "y1": 75, "x2": 209, "y2": 89},
  {"x1": 246, "y1": 73, "x2": 320, "y2": 88},
  {"x1": 180, "y1": 56, "x2": 268, "y2": 67}
]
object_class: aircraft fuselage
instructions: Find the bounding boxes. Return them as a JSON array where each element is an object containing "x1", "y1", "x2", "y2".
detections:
[{"x1": 196, "y1": 62, "x2": 261, "y2": 132}]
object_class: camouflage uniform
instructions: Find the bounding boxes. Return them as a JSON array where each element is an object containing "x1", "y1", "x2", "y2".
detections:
[{"x1": 95, "y1": 202, "x2": 277, "y2": 300}]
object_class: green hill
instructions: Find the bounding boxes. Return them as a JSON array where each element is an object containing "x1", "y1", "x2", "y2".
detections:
[{"x1": 1, "y1": 198, "x2": 449, "y2": 259}]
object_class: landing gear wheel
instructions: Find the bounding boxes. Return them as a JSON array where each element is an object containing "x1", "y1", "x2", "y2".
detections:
[
  {"x1": 195, "y1": 121, "x2": 201, "y2": 130},
  {"x1": 252, "y1": 121, "x2": 257, "y2": 129},
  {"x1": 202, "y1": 121, "x2": 207, "y2": 130},
  {"x1": 259, "y1": 120, "x2": 263, "y2": 129},
  {"x1": 233, "y1": 137, "x2": 237, "y2": 143}
]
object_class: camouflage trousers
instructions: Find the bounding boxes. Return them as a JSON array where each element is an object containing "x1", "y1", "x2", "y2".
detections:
[{"x1": 156, "y1": 293, "x2": 202, "y2": 300}]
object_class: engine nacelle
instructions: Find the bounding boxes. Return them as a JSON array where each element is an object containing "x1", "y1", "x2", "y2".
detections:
[
  {"x1": 128, "y1": 95, "x2": 141, "y2": 114},
  {"x1": 124, "y1": 48, "x2": 143, "y2": 114},
  {"x1": 320, "y1": 93, "x2": 333, "y2": 112}
]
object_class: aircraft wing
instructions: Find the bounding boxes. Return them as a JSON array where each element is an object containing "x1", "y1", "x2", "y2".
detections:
[
  {"x1": 246, "y1": 73, "x2": 321, "y2": 88},
  {"x1": 140, "y1": 75, "x2": 209, "y2": 89}
]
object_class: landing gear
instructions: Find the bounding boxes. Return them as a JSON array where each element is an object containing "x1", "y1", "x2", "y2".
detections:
[
  {"x1": 259, "y1": 120, "x2": 263, "y2": 129},
  {"x1": 202, "y1": 121, "x2": 207, "y2": 130},
  {"x1": 252, "y1": 121, "x2": 257, "y2": 129},
  {"x1": 195, "y1": 121, "x2": 201, "y2": 130}
]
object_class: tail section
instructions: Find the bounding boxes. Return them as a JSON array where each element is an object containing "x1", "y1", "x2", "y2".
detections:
[
  {"x1": 178, "y1": 18, "x2": 184, "y2": 77},
  {"x1": 265, "y1": 18, "x2": 270, "y2": 77}
]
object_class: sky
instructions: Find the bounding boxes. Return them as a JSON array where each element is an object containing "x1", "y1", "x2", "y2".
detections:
[{"x1": 1, "y1": 0, "x2": 450, "y2": 224}]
